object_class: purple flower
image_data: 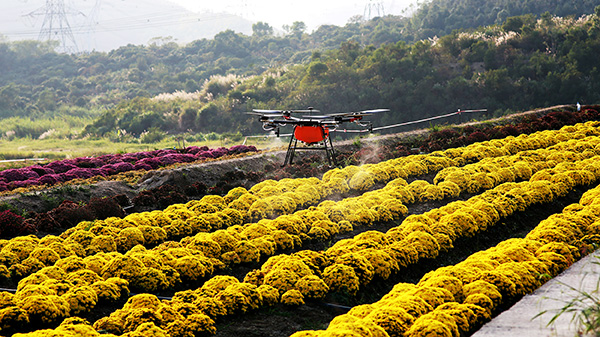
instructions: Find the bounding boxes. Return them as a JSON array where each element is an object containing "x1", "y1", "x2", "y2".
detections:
[
  {"x1": 90, "y1": 168, "x2": 106, "y2": 176},
  {"x1": 112, "y1": 162, "x2": 135, "y2": 173},
  {"x1": 136, "y1": 157, "x2": 162, "y2": 169},
  {"x1": 8, "y1": 180, "x2": 35, "y2": 189},
  {"x1": 0, "y1": 168, "x2": 40, "y2": 182},
  {"x1": 100, "y1": 162, "x2": 134, "y2": 175},
  {"x1": 211, "y1": 148, "x2": 229, "y2": 158},
  {"x1": 100, "y1": 166, "x2": 116, "y2": 176},
  {"x1": 158, "y1": 154, "x2": 178, "y2": 165},
  {"x1": 63, "y1": 168, "x2": 97, "y2": 180},
  {"x1": 37, "y1": 175, "x2": 59, "y2": 185},
  {"x1": 29, "y1": 165, "x2": 56, "y2": 177},
  {"x1": 133, "y1": 163, "x2": 153, "y2": 171},
  {"x1": 45, "y1": 161, "x2": 78, "y2": 174},
  {"x1": 152, "y1": 149, "x2": 177, "y2": 157},
  {"x1": 120, "y1": 155, "x2": 138, "y2": 163},
  {"x1": 184, "y1": 146, "x2": 201, "y2": 155},
  {"x1": 72, "y1": 157, "x2": 104, "y2": 168},
  {"x1": 196, "y1": 151, "x2": 215, "y2": 159},
  {"x1": 132, "y1": 152, "x2": 152, "y2": 160},
  {"x1": 161, "y1": 153, "x2": 196, "y2": 164},
  {"x1": 96, "y1": 154, "x2": 114, "y2": 164},
  {"x1": 229, "y1": 145, "x2": 257, "y2": 154},
  {"x1": 106, "y1": 155, "x2": 124, "y2": 165}
]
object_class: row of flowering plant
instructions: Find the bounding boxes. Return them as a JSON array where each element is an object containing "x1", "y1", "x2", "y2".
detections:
[
  {"x1": 419, "y1": 108, "x2": 600, "y2": 153},
  {"x1": 0, "y1": 123, "x2": 597, "y2": 293},
  {"x1": 239, "y1": 155, "x2": 600, "y2": 305},
  {"x1": 0, "y1": 145, "x2": 258, "y2": 192},
  {"x1": 290, "y1": 178, "x2": 600, "y2": 337},
  {"x1": 4, "y1": 122, "x2": 600, "y2": 336},
  {"x1": 0, "y1": 122, "x2": 596, "y2": 336},
  {"x1": 0, "y1": 236, "x2": 130, "y2": 336},
  {"x1": 18, "y1": 179, "x2": 597, "y2": 337},
  {"x1": 80, "y1": 154, "x2": 600, "y2": 335},
  {"x1": 42, "y1": 153, "x2": 599, "y2": 337},
  {"x1": 434, "y1": 131, "x2": 600, "y2": 196}
]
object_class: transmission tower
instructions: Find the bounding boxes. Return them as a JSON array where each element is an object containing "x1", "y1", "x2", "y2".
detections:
[
  {"x1": 364, "y1": 0, "x2": 385, "y2": 20},
  {"x1": 81, "y1": 0, "x2": 102, "y2": 51},
  {"x1": 225, "y1": 0, "x2": 254, "y2": 20},
  {"x1": 27, "y1": 0, "x2": 80, "y2": 53}
]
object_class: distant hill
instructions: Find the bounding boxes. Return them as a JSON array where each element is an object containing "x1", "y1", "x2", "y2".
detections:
[{"x1": 0, "y1": 0, "x2": 253, "y2": 52}]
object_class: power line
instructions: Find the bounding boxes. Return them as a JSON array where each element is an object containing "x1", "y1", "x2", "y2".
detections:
[{"x1": 10, "y1": 11, "x2": 236, "y2": 38}]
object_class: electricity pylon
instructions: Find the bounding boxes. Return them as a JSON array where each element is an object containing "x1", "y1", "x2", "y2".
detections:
[
  {"x1": 81, "y1": 0, "x2": 101, "y2": 51},
  {"x1": 364, "y1": 0, "x2": 385, "y2": 20},
  {"x1": 27, "y1": 0, "x2": 80, "y2": 53}
]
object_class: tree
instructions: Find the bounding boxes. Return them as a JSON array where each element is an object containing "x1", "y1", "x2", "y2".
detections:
[
  {"x1": 179, "y1": 108, "x2": 197, "y2": 131},
  {"x1": 307, "y1": 61, "x2": 329, "y2": 78},
  {"x1": 195, "y1": 103, "x2": 219, "y2": 131},
  {"x1": 212, "y1": 30, "x2": 250, "y2": 58},
  {"x1": 284, "y1": 21, "x2": 307, "y2": 38},
  {"x1": 252, "y1": 22, "x2": 274, "y2": 37},
  {"x1": 502, "y1": 16, "x2": 524, "y2": 33}
]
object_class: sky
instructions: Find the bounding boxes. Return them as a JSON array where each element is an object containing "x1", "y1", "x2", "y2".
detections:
[
  {"x1": 166, "y1": 0, "x2": 419, "y2": 31},
  {"x1": 0, "y1": 0, "x2": 421, "y2": 52}
]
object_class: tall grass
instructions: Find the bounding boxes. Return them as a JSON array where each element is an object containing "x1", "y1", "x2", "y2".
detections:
[
  {"x1": 535, "y1": 255, "x2": 600, "y2": 336},
  {"x1": 0, "y1": 115, "x2": 94, "y2": 140}
]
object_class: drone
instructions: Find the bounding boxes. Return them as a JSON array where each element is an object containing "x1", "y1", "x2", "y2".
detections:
[{"x1": 246, "y1": 107, "x2": 389, "y2": 166}]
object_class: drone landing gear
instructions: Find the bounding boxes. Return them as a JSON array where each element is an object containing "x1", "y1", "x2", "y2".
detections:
[{"x1": 283, "y1": 125, "x2": 337, "y2": 167}]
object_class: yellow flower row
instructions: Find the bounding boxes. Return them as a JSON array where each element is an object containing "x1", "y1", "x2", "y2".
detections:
[
  {"x1": 0, "y1": 263, "x2": 129, "y2": 333},
  {"x1": 243, "y1": 156, "x2": 600, "y2": 303},
  {"x1": 0, "y1": 121, "x2": 596, "y2": 336},
  {"x1": 291, "y1": 168, "x2": 600, "y2": 337},
  {"x1": 435, "y1": 133, "x2": 600, "y2": 195}
]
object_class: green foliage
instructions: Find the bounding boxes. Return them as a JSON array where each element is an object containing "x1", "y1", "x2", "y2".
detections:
[
  {"x1": 140, "y1": 127, "x2": 166, "y2": 144},
  {"x1": 0, "y1": 0, "x2": 598, "y2": 143},
  {"x1": 408, "y1": 0, "x2": 600, "y2": 40}
]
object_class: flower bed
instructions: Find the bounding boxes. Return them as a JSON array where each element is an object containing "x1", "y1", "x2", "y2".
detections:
[
  {"x1": 0, "y1": 145, "x2": 258, "y2": 192},
  {"x1": 1, "y1": 122, "x2": 596, "y2": 293},
  {"x1": 9, "y1": 143, "x2": 600, "y2": 336},
  {"x1": 291, "y1": 181, "x2": 600, "y2": 337},
  {"x1": 3, "y1": 116, "x2": 600, "y2": 336}
]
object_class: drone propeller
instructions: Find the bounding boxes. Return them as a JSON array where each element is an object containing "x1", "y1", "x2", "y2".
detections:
[
  {"x1": 251, "y1": 108, "x2": 321, "y2": 114},
  {"x1": 356, "y1": 108, "x2": 390, "y2": 114},
  {"x1": 245, "y1": 111, "x2": 282, "y2": 116},
  {"x1": 251, "y1": 109, "x2": 284, "y2": 114},
  {"x1": 290, "y1": 109, "x2": 321, "y2": 113},
  {"x1": 304, "y1": 109, "x2": 390, "y2": 118}
]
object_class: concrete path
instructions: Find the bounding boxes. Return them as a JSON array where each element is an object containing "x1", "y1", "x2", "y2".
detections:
[{"x1": 472, "y1": 251, "x2": 600, "y2": 337}]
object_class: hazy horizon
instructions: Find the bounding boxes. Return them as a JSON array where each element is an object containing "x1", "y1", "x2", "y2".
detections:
[{"x1": 0, "y1": 0, "x2": 418, "y2": 52}]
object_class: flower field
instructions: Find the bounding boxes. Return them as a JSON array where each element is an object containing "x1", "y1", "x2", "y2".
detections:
[
  {"x1": 0, "y1": 145, "x2": 257, "y2": 193},
  {"x1": 1, "y1": 113, "x2": 600, "y2": 336}
]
